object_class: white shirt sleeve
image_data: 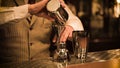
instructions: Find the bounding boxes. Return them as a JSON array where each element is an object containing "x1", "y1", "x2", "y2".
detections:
[
  {"x1": 64, "y1": 5, "x2": 84, "y2": 31},
  {"x1": 0, "y1": 5, "x2": 29, "y2": 25}
]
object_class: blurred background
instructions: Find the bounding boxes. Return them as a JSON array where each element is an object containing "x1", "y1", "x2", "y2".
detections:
[{"x1": 64, "y1": 0, "x2": 120, "y2": 52}]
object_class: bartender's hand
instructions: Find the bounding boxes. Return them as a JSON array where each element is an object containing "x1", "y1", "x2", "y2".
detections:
[
  {"x1": 28, "y1": 0, "x2": 49, "y2": 15},
  {"x1": 28, "y1": 0, "x2": 66, "y2": 16},
  {"x1": 60, "y1": 25, "x2": 74, "y2": 42},
  {"x1": 59, "y1": 0, "x2": 66, "y2": 8},
  {"x1": 28, "y1": 0, "x2": 55, "y2": 21},
  {"x1": 53, "y1": 25, "x2": 73, "y2": 42},
  {"x1": 52, "y1": 25, "x2": 73, "y2": 43},
  {"x1": 58, "y1": 0, "x2": 73, "y2": 42}
]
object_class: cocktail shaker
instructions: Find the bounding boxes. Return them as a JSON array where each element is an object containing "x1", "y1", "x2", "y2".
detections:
[{"x1": 46, "y1": 0, "x2": 68, "y2": 25}]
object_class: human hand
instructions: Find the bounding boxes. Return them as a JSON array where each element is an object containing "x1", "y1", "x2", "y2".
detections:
[
  {"x1": 28, "y1": 0, "x2": 49, "y2": 15},
  {"x1": 52, "y1": 25, "x2": 73, "y2": 44},
  {"x1": 59, "y1": 25, "x2": 74, "y2": 42},
  {"x1": 58, "y1": 0, "x2": 66, "y2": 8}
]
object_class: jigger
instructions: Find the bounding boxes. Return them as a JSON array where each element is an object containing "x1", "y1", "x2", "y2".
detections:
[
  {"x1": 52, "y1": 25, "x2": 70, "y2": 66},
  {"x1": 57, "y1": 42, "x2": 68, "y2": 62}
]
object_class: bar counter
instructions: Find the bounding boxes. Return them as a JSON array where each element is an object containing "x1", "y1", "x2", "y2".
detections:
[
  {"x1": 0, "y1": 49, "x2": 119, "y2": 68},
  {"x1": 67, "y1": 48, "x2": 120, "y2": 68},
  {"x1": 67, "y1": 59, "x2": 120, "y2": 68}
]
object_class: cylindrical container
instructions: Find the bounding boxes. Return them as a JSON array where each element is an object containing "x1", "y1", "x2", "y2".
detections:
[
  {"x1": 73, "y1": 31, "x2": 89, "y2": 63},
  {"x1": 46, "y1": 0, "x2": 68, "y2": 25}
]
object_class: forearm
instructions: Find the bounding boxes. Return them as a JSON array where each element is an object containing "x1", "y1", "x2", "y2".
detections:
[
  {"x1": 0, "y1": 0, "x2": 49, "y2": 24},
  {"x1": 65, "y1": 16, "x2": 84, "y2": 31},
  {"x1": 28, "y1": 0, "x2": 49, "y2": 15},
  {"x1": 63, "y1": 3, "x2": 84, "y2": 31},
  {"x1": 0, "y1": 5, "x2": 29, "y2": 24}
]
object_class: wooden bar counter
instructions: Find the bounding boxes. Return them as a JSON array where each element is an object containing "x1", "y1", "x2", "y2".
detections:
[
  {"x1": 0, "y1": 49, "x2": 119, "y2": 68},
  {"x1": 67, "y1": 59, "x2": 120, "y2": 68}
]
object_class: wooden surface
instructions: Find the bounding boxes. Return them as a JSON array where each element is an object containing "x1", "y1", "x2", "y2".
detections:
[
  {"x1": 0, "y1": 49, "x2": 119, "y2": 68},
  {"x1": 67, "y1": 59, "x2": 120, "y2": 68}
]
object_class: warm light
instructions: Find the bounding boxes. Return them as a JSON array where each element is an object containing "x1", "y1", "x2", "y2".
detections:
[
  {"x1": 117, "y1": 0, "x2": 120, "y2": 3},
  {"x1": 114, "y1": 0, "x2": 120, "y2": 17}
]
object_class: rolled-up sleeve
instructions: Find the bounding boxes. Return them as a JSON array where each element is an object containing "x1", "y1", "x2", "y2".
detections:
[
  {"x1": 0, "y1": 5, "x2": 29, "y2": 25},
  {"x1": 64, "y1": 5, "x2": 84, "y2": 31}
]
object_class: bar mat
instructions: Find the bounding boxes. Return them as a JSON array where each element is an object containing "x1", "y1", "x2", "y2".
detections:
[{"x1": 87, "y1": 49, "x2": 120, "y2": 62}]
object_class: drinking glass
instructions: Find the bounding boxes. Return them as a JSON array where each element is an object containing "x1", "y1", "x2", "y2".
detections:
[{"x1": 74, "y1": 31, "x2": 89, "y2": 63}]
